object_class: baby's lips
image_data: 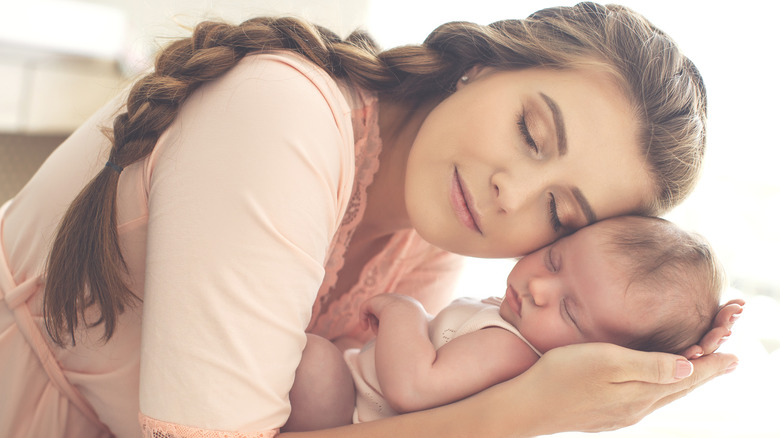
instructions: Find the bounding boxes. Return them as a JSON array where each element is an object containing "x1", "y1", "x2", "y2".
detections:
[{"x1": 505, "y1": 284, "x2": 522, "y2": 318}]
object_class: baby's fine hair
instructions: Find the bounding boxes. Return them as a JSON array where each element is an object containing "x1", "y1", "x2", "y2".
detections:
[
  {"x1": 597, "y1": 216, "x2": 724, "y2": 355},
  {"x1": 44, "y1": 2, "x2": 709, "y2": 345}
]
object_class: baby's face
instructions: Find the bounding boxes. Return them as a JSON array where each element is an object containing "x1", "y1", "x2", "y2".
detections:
[{"x1": 499, "y1": 224, "x2": 656, "y2": 353}]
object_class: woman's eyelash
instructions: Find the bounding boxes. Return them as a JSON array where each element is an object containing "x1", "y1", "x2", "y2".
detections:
[
  {"x1": 517, "y1": 113, "x2": 538, "y2": 153},
  {"x1": 548, "y1": 193, "x2": 562, "y2": 232}
]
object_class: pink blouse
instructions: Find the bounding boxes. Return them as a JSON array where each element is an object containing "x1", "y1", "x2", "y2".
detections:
[{"x1": 0, "y1": 51, "x2": 462, "y2": 438}]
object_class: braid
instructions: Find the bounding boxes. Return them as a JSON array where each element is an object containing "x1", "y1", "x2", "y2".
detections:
[{"x1": 44, "y1": 17, "x2": 402, "y2": 346}]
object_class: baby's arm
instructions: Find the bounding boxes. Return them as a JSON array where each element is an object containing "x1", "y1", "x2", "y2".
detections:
[{"x1": 360, "y1": 294, "x2": 539, "y2": 414}]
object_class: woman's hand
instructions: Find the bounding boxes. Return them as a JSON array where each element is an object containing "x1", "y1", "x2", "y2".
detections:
[
  {"x1": 279, "y1": 341, "x2": 738, "y2": 438},
  {"x1": 681, "y1": 298, "x2": 745, "y2": 359},
  {"x1": 481, "y1": 342, "x2": 738, "y2": 436}
]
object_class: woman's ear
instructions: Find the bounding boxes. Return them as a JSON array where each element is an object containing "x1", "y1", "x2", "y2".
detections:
[{"x1": 455, "y1": 65, "x2": 494, "y2": 90}]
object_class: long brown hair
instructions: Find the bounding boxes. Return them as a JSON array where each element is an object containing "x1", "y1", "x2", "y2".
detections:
[{"x1": 44, "y1": 3, "x2": 708, "y2": 345}]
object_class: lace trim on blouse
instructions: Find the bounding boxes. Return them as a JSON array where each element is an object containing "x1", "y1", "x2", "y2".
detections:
[
  {"x1": 306, "y1": 86, "x2": 382, "y2": 338},
  {"x1": 140, "y1": 414, "x2": 278, "y2": 438}
]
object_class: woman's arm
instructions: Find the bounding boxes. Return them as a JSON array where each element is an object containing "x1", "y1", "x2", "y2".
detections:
[
  {"x1": 278, "y1": 342, "x2": 738, "y2": 438},
  {"x1": 139, "y1": 53, "x2": 354, "y2": 434},
  {"x1": 360, "y1": 294, "x2": 538, "y2": 413}
]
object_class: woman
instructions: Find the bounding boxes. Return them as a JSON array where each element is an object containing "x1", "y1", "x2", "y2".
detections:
[{"x1": 0, "y1": 2, "x2": 740, "y2": 437}]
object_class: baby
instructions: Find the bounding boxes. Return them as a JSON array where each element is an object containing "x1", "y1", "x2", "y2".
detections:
[{"x1": 284, "y1": 216, "x2": 725, "y2": 430}]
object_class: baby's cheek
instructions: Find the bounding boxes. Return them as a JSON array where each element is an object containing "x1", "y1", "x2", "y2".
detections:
[{"x1": 531, "y1": 324, "x2": 577, "y2": 352}]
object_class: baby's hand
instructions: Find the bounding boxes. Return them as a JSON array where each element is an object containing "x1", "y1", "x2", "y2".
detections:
[
  {"x1": 359, "y1": 294, "x2": 426, "y2": 334},
  {"x1": 681, "y1": 298, "x2": 744, "y2": 359}
]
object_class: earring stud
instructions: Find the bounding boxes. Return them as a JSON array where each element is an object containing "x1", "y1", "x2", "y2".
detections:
[{"x1": 460, "y1": 75, "x2": 469, "y2": 83}]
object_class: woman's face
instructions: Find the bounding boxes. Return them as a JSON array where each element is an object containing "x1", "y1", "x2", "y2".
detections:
[{"x1": 404, "y1": 66, "x2": 654, "y2": 257}]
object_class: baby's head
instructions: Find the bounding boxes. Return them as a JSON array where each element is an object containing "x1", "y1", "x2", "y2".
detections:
[
  {"x1": 597, "y1": 216, "x2": 724, "y2": 353},
  {"x1": 499, "y1": 216, "x2": 724, "y2": 355}
]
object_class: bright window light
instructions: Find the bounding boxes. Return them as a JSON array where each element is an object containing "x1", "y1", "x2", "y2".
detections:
[{"x1": 0, "y1": 0, "x2": 127, "y2": 59}]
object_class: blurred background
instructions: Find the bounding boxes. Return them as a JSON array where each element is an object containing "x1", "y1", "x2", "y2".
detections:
[{"x1": 1, "y1": 1, "x2": 778, "y2": 436}]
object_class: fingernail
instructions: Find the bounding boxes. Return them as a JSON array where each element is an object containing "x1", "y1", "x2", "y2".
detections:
[
  {"x1": 729, "y1": 313, "x2": 741, "y2": 323},
  {"x1": 725, "y1": 361, "x2": 739, "y2": 374},
  {"x1": 675, "y1": 359, "x2": 694, "y2": 379},
  {"x1": 717, "y1": 333, "x2": 731, "y2": 346},
  {"x1": 691, "y1": 352, "x2": 703, "y2": 359}
]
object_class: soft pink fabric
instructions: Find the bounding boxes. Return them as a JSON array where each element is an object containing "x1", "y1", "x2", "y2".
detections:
[{"x1": 0, "y1": 51, "x2": 462, "y2": 438}]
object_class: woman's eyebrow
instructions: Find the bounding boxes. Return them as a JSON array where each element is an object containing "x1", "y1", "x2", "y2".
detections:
[
  {"x1": 539, "y1": 92, "x2": 596, "y2": 225},
  {"x1": 540, "y1": 92, "x2": 567, "y2": 156}
]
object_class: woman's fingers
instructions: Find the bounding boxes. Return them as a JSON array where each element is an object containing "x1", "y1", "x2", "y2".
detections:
[
  {"x1": 612, "y1": 344, "x2": 737, "y2": 386},
  {"x1": 697, "y1": 326, "x2": 731, "y2": 355},
  {"x1": 594, "y1": 347, "x2": 738, "y2": 428},
  {"x1": 683, "y1": 300, "x2": 745, "y2": 359},
  {"x1": 647, "y1": 351, "x2": 739, "y2": 411},
  {"x1": 506, "y1": 343, "x2": 739, "y2": 434},
  {"x1": 543, "y1": 343, "x2": 688, "y2": 385},
  {"x1": 680, "y1": 344, "x2": 703, "y2": 360},
  {"x1": 699, "y1": 300, "x2": 744, "y2": 354},
  {"x1": 601, "y1": 345, "x2": 694, "y2": 384},
  {"x1": 714, "y1": 299, "x2": 744, "y2": 331}
]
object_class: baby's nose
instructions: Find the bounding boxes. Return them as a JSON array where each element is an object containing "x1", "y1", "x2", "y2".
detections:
[{"x1": 528, "y1": 276, "x2": 562, "y2": 307}]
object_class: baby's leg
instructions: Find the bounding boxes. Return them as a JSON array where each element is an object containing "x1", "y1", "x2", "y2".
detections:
[{"x1": 282, "y1": 333, "x2": 356, "y2": 432}]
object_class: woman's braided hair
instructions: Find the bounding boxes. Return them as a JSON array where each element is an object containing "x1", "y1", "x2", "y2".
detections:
[{"x1": 44, "y1": 2, "x2": 707, "y2": 345}]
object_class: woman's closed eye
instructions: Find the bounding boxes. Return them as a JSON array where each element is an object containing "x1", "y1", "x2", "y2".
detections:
[
  {"x1": 517, "y1": 113, "x2": 539, "y2": 155},
  {"x1": 548, "y1": 193, "x2": 562, "y2": 233},
  {"x1": 517, "y1": 111, "x2": 564, "y2": 233}
]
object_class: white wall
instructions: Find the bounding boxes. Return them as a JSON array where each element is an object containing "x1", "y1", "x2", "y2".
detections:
[
  {"x1": 0, "y1": 0, "x2": 371, "y2": 133},
  {"x1": 86, "y1": 0, "x2": 371, "y2": 73}
]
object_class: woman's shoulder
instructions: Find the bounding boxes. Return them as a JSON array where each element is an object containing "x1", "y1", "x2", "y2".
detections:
[
  {"x1": 152, "y1": 49, "x2": 358, "y2": 169},
  {"x1": 240, "y1": 50, "x2": 354, "y2": 111},
  {"x1": 240, "y1": 50, "x2": 376, "y2": 119}
]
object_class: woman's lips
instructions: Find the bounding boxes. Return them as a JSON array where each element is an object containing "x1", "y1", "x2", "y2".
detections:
[
  {"x1": 505, "y1": 285, "x2": 522, "y2": 318},
  {"x1": 450, "y1": 168, "x2": 483, "y2": 234}
]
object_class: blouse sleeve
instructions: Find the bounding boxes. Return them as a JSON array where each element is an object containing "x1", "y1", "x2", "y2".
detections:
[{"x1": 138, "y1": 53, "x2": 354, "y2": 435}]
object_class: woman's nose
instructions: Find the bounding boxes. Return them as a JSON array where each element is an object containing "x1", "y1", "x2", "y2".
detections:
[{"x1": 491, "y1": 170, "x2": 534, "y2": 214}]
